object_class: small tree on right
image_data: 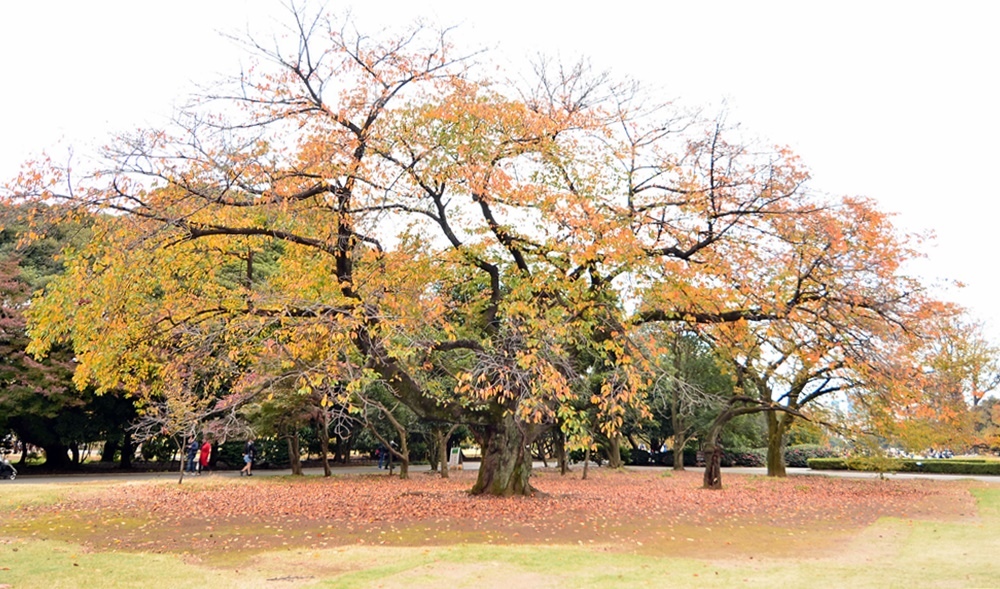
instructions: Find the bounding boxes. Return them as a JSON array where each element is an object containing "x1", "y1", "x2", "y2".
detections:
[{"x1": 687, "y1": 197, "x2": 954, "y2": 488}]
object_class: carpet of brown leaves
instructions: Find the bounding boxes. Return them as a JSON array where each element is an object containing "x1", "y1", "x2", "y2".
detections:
[{"x1": 8, "y1": 468, "x2": 977, "y2": 558}]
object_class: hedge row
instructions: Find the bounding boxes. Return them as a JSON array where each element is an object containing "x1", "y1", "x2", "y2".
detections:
[
  {"x1": 629, "y1": 444, "x2": 840, "y2": 468},
  {"x1": 808, "y1": 457, "x2": 1000, "y2": 475}
]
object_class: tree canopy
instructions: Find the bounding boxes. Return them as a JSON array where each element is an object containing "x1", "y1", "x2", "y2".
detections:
[{"x1": 2, "y1": 5, "x2": 969, "y2": 492}]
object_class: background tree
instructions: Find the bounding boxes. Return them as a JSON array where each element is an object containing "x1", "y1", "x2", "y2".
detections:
[
  {"x1": 924, "y1": 317, "x2": 1000, "y2": 409},
  {"x1": 972, "y1": 397, "x2": 1000, "y2": 453},
  {"x1": 862, "y1": 313, "x2": 995, "y2": 455},
  {"x1": 0, "y1": 205, "x2": 128, "y2": 468},
  {"x1": 642, "y1": 329, "x2": 731, "y2": 470}
]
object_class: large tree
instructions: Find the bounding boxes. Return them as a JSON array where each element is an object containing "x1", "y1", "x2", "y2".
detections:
[{"x1": 5, "y1": 5, "x2": 953, "y2": 494}]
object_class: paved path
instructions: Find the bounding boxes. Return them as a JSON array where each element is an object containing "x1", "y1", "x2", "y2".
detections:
[
  {"x1": 713, "y1": 466, "x2": 1000, "y2": 484},
  {"x1": 5, "y1": 464, "x2": 1000, "y2": 485}
]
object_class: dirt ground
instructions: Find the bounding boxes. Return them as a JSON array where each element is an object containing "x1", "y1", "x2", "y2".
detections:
[{"x1": 3, "y1": 468, "x2": 978, "y2": 561}]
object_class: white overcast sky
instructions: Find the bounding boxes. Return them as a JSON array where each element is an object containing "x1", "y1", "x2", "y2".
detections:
[{"x1": 1, "y1": 1, "x2": 998, "y2": 338}]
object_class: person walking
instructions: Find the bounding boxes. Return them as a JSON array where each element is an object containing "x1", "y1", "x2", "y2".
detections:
[
  {"x1": 240, "y1": 438, "x2": 256, "y2": 476},
  {"x1": 185, "y1": 437, "x2": 199, "y2": 475},
  {"x1": 377, "y1": 443, "x2": 388, "y2": 469},
  {"x1": 198, "y1": 438, "x2": 212, "y2": 474}
]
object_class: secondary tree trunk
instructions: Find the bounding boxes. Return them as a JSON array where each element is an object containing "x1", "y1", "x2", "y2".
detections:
[
  {"x1": 671, "y1": 387, "x2": 685, "y2": 471},
  {"x1": 703, "y1": 399, "x2": 768, "y2": 489},
  {"x1": 703, "y1": 411, "x2": 730, "y2": 489},
  {"x1": 672, "y1": 436, "x2": 686, "y2": 471},
  {"x1": 703, "y1": 437, "x2": 723, "y2": 489},
  {"x1": 287, "y1": 432, "x2": 303, "y2": 475},
  {"x1": 435, "y1": 428, "x2": 446, "y2": 477},
  {"x1": 765, "y1": 411, "x2": 792, "y2": 477},
  {"x1": 101, "y1": 438, "x2": 119, "y2": 463},
  {"x1": 334, "y1": 433, "x2": 350, "y2": 464},
  {"x1": 555, "y1": 428, "x2": 569, "y2": 475},
  {"x1": 177, "y1": 437, "x2": 189, "y2": 484},
  {"x1": 393, "y1": 435, "x2": 410, "y2": 479},
  {"x1": 607, "y1": 434, "x2": 623, "y2": 469},
  {"x1": 120, "y1": 430, "x2": 134, "y2": 469},
  {"x1": 432, "y1": 426, "x2": 452, "y2": 479},
  {"x1": 470, "y1": 414, "x2": 536, "y2": 496},
  {"x1": 40, "y1": 441, "x2": 72, "y2": 469},
  {"x1": 318, "y1": 414, "x2": 332, "y2": 477},
  {"x1": 702, "y1": 411, "x2": 726, "y2": 489}
]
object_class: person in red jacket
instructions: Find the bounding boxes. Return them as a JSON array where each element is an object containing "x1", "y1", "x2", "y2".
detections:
[{"x1": 198, "y1": 439, "x2": 212, "y2": 474}]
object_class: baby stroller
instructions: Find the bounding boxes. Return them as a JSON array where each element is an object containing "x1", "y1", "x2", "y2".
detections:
[{"x1": 0, "y1": 456, "x2": 17, "y2": 480}]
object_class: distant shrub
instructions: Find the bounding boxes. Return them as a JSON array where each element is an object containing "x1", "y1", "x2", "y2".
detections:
[
  {"x1": 569, "y1": 444, "x2": 632, "y2": 465},
  {"x1": 569, "y1": 448, "x2": 602, "y2": 465},
  {"x1": 807, "y1": 458, "x2": 850, "y2": 470},
  {"x1": 216, "y1": 441, "x2": 246, "y2": 468},
  {"x1": 629, "y1": 449, "x2": 651, "y2": 466},
  {"x1": 138, "y1": 435, "x2": 176, "y2": 463},
  {"x1": 652, "y1": 449, "x2": 700, "y2": 467},
  {"x1": 784, "y1": 444, "x2": 840, "y2": 467},
  {"x1": 257, "y1": 438, "x2": 289, "y2": 466},
  {"x1": 720, "y1": 448, "x2": 766, "y2": 467},
  {"x1": 218, "y1": 438, "x2": 288, "y2": 468},
  {"x1": 409, "y1": 440, "x2": 430, "y2": 463}
]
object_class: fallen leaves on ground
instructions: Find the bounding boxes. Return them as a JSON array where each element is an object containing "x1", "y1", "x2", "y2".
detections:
[{"x1": 4, "y1": 469, "x2": 977, "y2": 557}]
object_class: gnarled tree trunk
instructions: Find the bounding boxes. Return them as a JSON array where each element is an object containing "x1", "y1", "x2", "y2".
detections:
[
  {"x1": 703, "y1": 397, "x2": 767, "y2": 489},
  {"x1": 702, "y1": 424, "x2": 724, "y2": 490},
  {"x1": 471, "y1": 414, "x2": 538, "y2": 496},
  {"x1": 766, "y1": 410, "x2": 793, "y2": 477}
]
